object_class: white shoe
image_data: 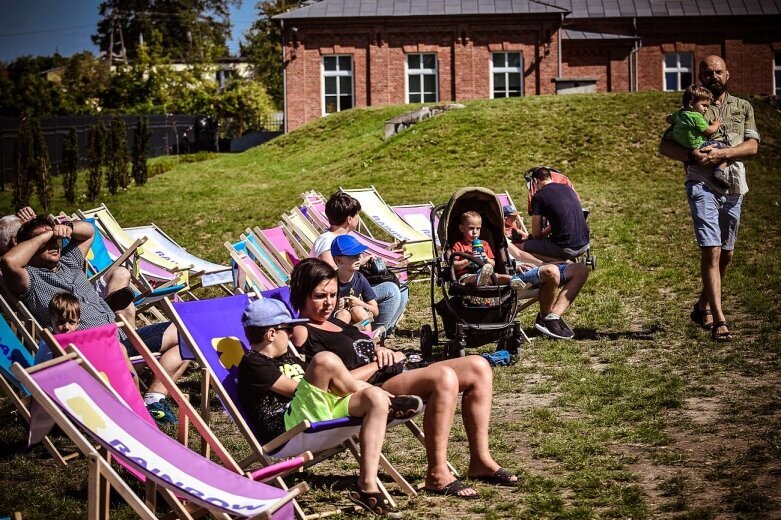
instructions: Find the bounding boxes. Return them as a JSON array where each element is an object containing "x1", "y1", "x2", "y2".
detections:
[
  {"x1": 476, "y1": 264, "x2": 494, "y2": 286},
  {"x1": 510, "y1": 275, "x2": 526, "y2": 293}
]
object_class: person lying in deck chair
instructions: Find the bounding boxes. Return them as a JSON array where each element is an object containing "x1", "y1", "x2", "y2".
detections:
[
  {"x1": 238, "y1": 297, "x2": 420, "y2": 518},
  {"x1": 0, "y1": 216, "x2": 187, "y2": 425}
]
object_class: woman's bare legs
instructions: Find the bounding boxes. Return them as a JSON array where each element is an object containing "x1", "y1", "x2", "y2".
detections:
[{"x1": 305, "y1": 352, "x2": 389, "y2": 493}]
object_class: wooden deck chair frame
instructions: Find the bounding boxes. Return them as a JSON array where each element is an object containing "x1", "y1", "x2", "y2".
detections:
[
  {"x1": 224, "y1": 242, "x2": 275, "y2": 293},
  {"x1": 280, "y1": 213, "x2": 315, "y2": 253},
  {"x1": 239, "y1": 233, "x2": 289, "y2": 287},
  {"x1": 13, "y1": 352, "x2": 308, "y2": 520},
  {"x1": 161, "y1": 297, "x2": 424, "y2": 519},
  {"x1": 278, "y1": 219, "x2": 311, "y2": 260},
  {"x1": 251, "y1": 227, "x2": 296, "y2": 275}
]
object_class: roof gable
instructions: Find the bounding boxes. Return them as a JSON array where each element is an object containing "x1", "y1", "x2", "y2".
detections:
[{"x1": 275, "y1": 0, "x2": 567, "y2": 19}]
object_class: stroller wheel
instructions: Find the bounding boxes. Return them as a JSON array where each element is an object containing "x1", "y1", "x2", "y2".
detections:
[
  {"x1": 589, "y1": 256, "x2": 597, "y2": 271},
  {"x1": 446, "y1": 340, "x2": 465, "y2": 359},
  {"x1": 420, "y1": 325, "x2": 434, "y2": 360}
]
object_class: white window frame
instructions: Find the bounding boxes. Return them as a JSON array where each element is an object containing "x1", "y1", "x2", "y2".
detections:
[
  {"x1": 775, "y1": 52, "x2": 781, "y2": 96},
  {"x1": 490, "y1": 52, "x2": 524, "y2": 98},
  {"x1": 321, "y1": 55, "x2": 354, "y2": 116},
  {"x1": 663, "y1": 53, "x2": 694, "y2": 92},
  {"x1": 406, "y1": 53, "x2": 438, "y2": 104}
]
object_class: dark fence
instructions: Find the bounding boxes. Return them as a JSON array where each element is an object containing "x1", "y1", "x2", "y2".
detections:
[{"x1": 0, "y1": 114, "x2": 205, "y2": 190}]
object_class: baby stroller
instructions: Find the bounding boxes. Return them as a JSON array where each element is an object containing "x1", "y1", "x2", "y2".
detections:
[{"x1": 420, "y1": 187, "x2": 530, "y2": 360}]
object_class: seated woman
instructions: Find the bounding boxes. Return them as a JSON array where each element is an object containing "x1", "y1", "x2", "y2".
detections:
[{"x1": 289, "y1": 258, "x2": 518, "y2": 498}]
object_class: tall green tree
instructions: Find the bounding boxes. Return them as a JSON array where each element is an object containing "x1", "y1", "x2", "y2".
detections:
[
  {"x1": 132, "y1": 117, "x2": 151, "y2": 186},
  {"x1": 87, "y1": 121, "x2": 106, "y2": 202},
  {"x1": 12, "y1": 119, "x2": 34, "y2": 210},
  {"x1": 61, "y1": 128, "x2": 80, "y2": 204},
  {"x1": 107, "y1": 117, "x2": 130, "y2": 194},
  {"x1": 92, "y1": 0, "x2": 239, "y2": 63},
  {"x1": 240, "y1": 0, "x2": 303, "y2": 107},
  {"x1": 30, "y1": 119, "x2": 53, "y2": 211}
]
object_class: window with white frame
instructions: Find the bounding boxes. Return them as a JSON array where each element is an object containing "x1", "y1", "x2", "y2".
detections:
[
  {"x1": 775, "y1": 52, "x2": 781, "y2": 96},
  {"x1": 407, "y1": 53, "x2": 438, "y2": 103},
  {"x1": 663, "y1": 53, "x2": 693, "y2": 91},
  {"x1": 491, "y1": 52, "x2": 523, "y2": 98},
  {"x1": 322, "y1": 55, "x2": 353, "y2": 115}
]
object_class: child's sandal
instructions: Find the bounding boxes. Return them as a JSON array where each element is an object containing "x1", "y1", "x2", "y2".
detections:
[
  {"x1": 348, "y1": 488, "x2": 402, "y2": 518},
  {"x1": 711, "y1": 321, "x2": 733, "y2": 343}
]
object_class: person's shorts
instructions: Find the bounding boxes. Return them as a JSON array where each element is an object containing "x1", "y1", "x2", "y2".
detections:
[
  {"x1": 517, "y1": 263, "x2": 569, "y2": 287},
  {"x1": 283, "y1": 378, "x2": 352, "y2": 430},
  {"x1": 700, "y1": 140, "x2": 727, "y2": 151},
  {"x1": 522, "y1": 238, "x2": 589, "y2": 260},
  {"x1": 686, "y1": 181, "x2": 742, "y2": 250},
  {"x1": 120, "y1": 322, "x2": 170, "y2": 356}
]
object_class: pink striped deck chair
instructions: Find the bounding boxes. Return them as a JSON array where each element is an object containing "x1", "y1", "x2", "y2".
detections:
[
  {"x1": 15, "y1": 353, "x2": 308, "y2": 520},
  {"x1": 254, "y1": 226, "x2": 302, "y2": 273},
  {"x1": 225, "y1": 240, "x2": 277, "y2": 293}
]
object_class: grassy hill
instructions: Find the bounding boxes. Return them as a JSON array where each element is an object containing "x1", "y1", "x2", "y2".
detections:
[{"x1": 1, "y1": 92, "x2": 780, "y2": 518}]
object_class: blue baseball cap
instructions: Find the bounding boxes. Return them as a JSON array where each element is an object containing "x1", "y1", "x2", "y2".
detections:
[
  {"x1": 241, "y1": 298, "x2": 308, "y2": 328},
  {"x1": 503, "y1": 204, "x2": 518, "y2": 217},
  {"x1": 330, "y1": 234, "x2": 368, "y2": 257}
]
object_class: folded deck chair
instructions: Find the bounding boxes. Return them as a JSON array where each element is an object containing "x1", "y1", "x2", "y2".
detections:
[
  {"x1": 124, "y1": 224, "x2": 233, "y2": 288},
  {"x1": 162, "y1": 295, "x2": 421, "y2": 518},
  {"x1": 225, "y1": 241, "x2": 277, "y2": 293},
  {"x1": 340, "y1": 186, "x2": 433, "y2": 264},
  {"x1": 14, "y1": 354, "x2": 308, "y2": 520},
  {"x1": 0, "y1": 311, "x2": 78, "y2": 466},
  {"x1": 280, "y1": 211, "x2": 318, "y2": 252},
  {"x1": 240, "y1": 232, "x2": 290, "y2": 287}
]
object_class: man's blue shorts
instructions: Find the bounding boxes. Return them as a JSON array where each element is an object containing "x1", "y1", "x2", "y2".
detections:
[
  {"x1": 517, "y1": 263, "x2": 569, "y2": 287},
  {"x1": 121, "y1": 322, "x2": 170, "y2": 356},
  {"x1": 686, "y1": 181, "x2": 742, "y2": 250}
]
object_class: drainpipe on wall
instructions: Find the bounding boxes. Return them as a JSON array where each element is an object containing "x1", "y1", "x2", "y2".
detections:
[
  {"x1": 628, "y1": 17, "x2": 642, "y2": 92},
  {"x1": 557, "y1": 13, "x2": 563, "y2": 79},
  {"x1": 281, "y1": 19, "x2": 288, "y2": 134}
]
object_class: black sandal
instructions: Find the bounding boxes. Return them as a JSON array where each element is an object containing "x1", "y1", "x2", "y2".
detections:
[
  {"x1": 711, "y1": 321, "x2": 733, "y2": 343},
  {"x1": 388, "y1": 395, "x2": 423, "y2": 420},
  {"x1": 348, "y1": 488, "x2": 402, "y2": 518},
  {"x1": 690, "y1": 303, "x2": 712, "y2": 329}
]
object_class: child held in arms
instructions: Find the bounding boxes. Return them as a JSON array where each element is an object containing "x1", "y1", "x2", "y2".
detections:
[
  {"x1": 667, "y1": 84, "x2": 730, "y2": 189},
  {"x1": 330, "y1": 235, "x2": 380, "y2": 334},
  {"x1": 452, "y1": 211, "x2": 525, "y2": 292},
  {"x1": 237, "y1": 297, "x2": 420, "y2": 518}
]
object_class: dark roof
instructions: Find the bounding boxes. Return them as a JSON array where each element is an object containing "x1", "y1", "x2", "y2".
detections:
[
  {"x1": 548, "y1": 0, "x2": 781, "y2": 18},
  {"x1": 562, "y1": 29, "x2": 638, "y2": 39},
  {"x1": 275, "y1": 0, "x2": 781, "y2": 19},
  {"x1": 275, "y1": 0, "x2": 567, "y2": 20}
]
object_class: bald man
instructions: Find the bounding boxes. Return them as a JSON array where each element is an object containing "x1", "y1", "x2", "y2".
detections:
[{"x1": 659, "y1": 55, "x2": 760, "y2": 342}]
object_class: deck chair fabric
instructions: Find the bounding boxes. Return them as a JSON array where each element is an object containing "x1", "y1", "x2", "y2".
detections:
[
  {"x1": 18, "y1": 356, "x2": 305, "y2": 519},
  {"x1": 241, "y1": 233, "x2": 289, "y2": 286},
  {"x1": 339, "y1": 187, "x2": 433, "y2": 263},
  {"x1": 124, "y1": 224, "x2": 233, "y2": 287},
  {"x1": 253, "y1": 226, "x2": 300, "y2": 275},
  {"x1": 225, "y1": 241, "x2": 276, "y2": 293},
  {"x1": 391, "y1": 203, "x2": 439, "y2": 246}
]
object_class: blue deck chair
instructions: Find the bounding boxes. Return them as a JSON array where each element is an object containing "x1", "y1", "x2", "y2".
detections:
[{"x1": 161, "y1": 294, "x2": 420, "y2": 518}]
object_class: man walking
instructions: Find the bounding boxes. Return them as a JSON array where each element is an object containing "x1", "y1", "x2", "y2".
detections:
[{"x1": 659, "y1": 55, "x2": 760, "y2": 342}]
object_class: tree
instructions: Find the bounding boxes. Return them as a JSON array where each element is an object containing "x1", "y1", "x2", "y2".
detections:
[
  {"x1": 215, "y1": 79, "x2": 275, "y2": 137},
  {"x1": 241, "y1": 0, "x2": 303, "y2": 106},
  {"x1": 62, "y1": 128, "x2": 80, "y2": 204},
  {"x1": 59, "y1": 52, "x2": 110, "y2": 114},
  {"x1": 92, "y1": 0, "x2": 239, "y2": 63},
  {"x1": 106, "y1": 117, "x2": 130, "y2": 194},
  {"x1": 12, "y1": 119, "x2": 34, "y2": 210},
  {"x1": 132, "y1": 117, "x2": 151, "y2": 185},
  {"x1": 30, "y1": 120, "x2": 53, "y2": 211},
  {"x1": 87, "y1": 121, "x2": 106, "y2": 202}
]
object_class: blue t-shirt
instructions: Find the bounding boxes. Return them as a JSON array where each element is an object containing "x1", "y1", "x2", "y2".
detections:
[
  {"x1": 531, "y1": 183, "x2": 590, "y2": 249},
  {"x1": 337, "y1": 272, "x2": 377, "y2": 302}
]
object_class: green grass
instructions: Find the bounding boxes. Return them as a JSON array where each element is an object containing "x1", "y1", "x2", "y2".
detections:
[{"x1": 1, "y1": 91, "x2": 780, "y2": 518}]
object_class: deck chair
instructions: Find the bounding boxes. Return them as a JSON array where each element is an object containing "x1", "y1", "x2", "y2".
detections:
[
  {"x1": 225, "y1": 241, "x2": 277, "y2": 293},
  {"x1": 0, "y1": 311, "x2": 78, "y2": 466},
  {"x1": 240, "y1": 232, "x2": 290, "y2": 287},
  {"x1": 391, "y1": 202, "x2": 439, "y2": 246},
  {"x1": 14, "y1": 353, "x2": 308, "y2": 520},
  {"x1": 162, "y1": 295, "x2": 421, "y2": 518},
  {"x1": 280, "y1": 211, "x2": 318, "y2": 252},
  {"x1": 124, "y1": 223, "x2": 233, "y2": 289},
  {"x1": 339, "y1": 186, "x2": 433, "y2": 264},
  {"x1": 252, "y1": 226, "x2": 301, "y2": 276}
]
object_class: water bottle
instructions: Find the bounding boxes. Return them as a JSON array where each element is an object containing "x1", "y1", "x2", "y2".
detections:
[{"x1": 472, "y1": 237, "x2": 485, "y2": 260}]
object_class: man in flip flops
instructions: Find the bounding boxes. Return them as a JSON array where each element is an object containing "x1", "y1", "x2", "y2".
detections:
[{"x1": 659, "y1": 56, "x2": 760, "y2": 342}]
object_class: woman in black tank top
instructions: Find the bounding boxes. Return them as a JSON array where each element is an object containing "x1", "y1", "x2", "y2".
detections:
[{"x1": 290, "y1": 259, "x2": 518, "y2": 498}]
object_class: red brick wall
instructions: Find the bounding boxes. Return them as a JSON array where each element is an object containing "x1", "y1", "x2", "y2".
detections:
[
  {"x1": 283, "y1": 16, "x2": 560, "y2": 131},
  {"x1": 562, "y1": 43, "x2": 632, "y2": 92}
]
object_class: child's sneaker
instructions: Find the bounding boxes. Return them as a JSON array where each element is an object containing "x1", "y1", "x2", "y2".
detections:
[
  {"x1": 146, "y1": 399, "x2": 178, "y2": 425},
  {"x1": 476, "y1": 264, "x2": 494, "y2": 286},
  {"x1": 510, "y1": 275, "x2": 526, "y2": 293},
  {"x1": 712, "y1": 168, "x2": 730, "y2": 189}
]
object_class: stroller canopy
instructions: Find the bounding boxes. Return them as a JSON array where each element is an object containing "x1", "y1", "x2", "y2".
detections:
[{"x1": 438, "y1": 187, "x2": 505, "y2": 249}]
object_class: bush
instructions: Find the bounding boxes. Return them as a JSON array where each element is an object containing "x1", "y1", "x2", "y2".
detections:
[
  {"x1": 12, "y1": 119, "x2": 34, "y2": 210},
  {"x1": 30, "y1": 119, "x2": 52, "y2": 211},
  {"x1": 87, "y1": 121, "x2": 106, "y2": 202},
  {"x1": 106, "y1": 117, "x2": 129, "y2": 194},
  {"x1": 61, "y1": 127, "x2": 79, "y2": 204},
  {"x1": 132, "y1": 116, "x2": 151, "y2": 186}
]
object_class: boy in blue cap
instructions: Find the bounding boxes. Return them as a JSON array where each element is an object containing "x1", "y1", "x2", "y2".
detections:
[
  {"x1": 237, "y1": 297, "x2": 421, "y2": 518},
  {"x1": 330, "y1": 234, "x2": 380, "y2": 333}
]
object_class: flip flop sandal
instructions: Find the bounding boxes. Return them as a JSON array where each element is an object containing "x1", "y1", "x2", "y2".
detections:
[
  {"x1": 711, "y1": 321, "x2": 733, "y2": 343},
  {"x1": 348, "y1": 488, "x2": 402, "y2": 518},
  {"x1": 388, "y1": 395, "x2": 423, "y2": 419},
  {"x1": 690, "y1": 303, "x2": 712, "y2": 329},
  {"x1": 468, "y1": 467, "x2": 519, "y2": 487},
  {"x1": 424, "y1": 478, "x2": 480, "y2": 499}
]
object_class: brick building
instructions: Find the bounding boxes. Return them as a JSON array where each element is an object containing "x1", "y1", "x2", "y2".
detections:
[{"x1": 275, "y1": 0, "x2": 781, "y2": 131}]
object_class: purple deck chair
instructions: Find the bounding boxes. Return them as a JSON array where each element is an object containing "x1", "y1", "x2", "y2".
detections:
[{"x1": 15, "y1": 355, "x2": 306, "y2": 519}]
